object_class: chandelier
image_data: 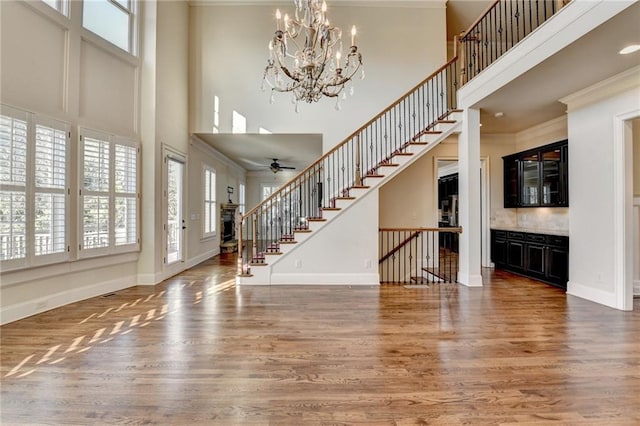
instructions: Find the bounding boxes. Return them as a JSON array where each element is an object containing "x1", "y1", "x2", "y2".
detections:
[{"x1": 261, "y1": 0, "x2": 364, "y2": 110}]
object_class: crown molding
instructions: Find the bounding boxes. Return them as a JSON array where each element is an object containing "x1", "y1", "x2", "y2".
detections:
[{"x1": 189, "y1": 0, "x2": 446, "y2": 8}]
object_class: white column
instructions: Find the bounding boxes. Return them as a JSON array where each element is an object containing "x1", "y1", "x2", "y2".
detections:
[{"x1": 458, "y1": 107, "x2": 483, "y2": 287}]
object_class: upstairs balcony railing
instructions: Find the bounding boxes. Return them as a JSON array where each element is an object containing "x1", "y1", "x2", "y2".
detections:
[{"x1": 459, "y1": 0, "x2": 570, "y2": 84}]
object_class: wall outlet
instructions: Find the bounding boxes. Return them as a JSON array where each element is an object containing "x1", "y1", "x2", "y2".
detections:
[
  {"x1": 295, "y1": 259, "x2": 302, "y2": 269},
  {"x1": 365, "y1": 259, "x2": 372, "y2": 269}
]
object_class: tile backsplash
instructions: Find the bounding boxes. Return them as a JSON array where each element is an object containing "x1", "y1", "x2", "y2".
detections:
[{"x1": 491, "y1": 208, "x2": 569, "y2": 231}]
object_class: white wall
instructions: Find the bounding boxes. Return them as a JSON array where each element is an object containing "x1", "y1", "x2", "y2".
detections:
[
  {"x1": 0, "y1": 1, "x2": 142, "y2": 323},
  {"x1": 189, "y1": 3, "x2": 447, "y2": 152},
  {"x1": 187, "y1": 138, "x2": 246, "y2": 263},
  {"x1": 138, "y1": 0, "x2": 192, "y2": 283},
  {"x1": 562, "y1": 70, "x2": 640, "y2": 309},
  {"x1": 271, "y1": 189, "x2": 379, "y2": 284}
]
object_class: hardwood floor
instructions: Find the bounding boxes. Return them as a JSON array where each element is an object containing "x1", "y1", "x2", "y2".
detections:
[{"x1": 1, "y1": 254, "x2": 639, "y2": 425}]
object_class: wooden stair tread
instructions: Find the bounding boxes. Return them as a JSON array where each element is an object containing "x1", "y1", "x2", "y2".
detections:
[
  {"x1": 336, "y1": 196, "x2": 356, "y2": 200},
  {"x1": 379, "y1": 163, "x2": 399, "y2": 167},
  {"x1": 265, "y1": 252, "x2": 283, "y2": 255},
  {"x1": 307, "y1": 218, "x2": 327, "y2": 222},
  {"x1": 279, "y1": 240, "x2": 297, "y2": 244},
  {"x1": 294, "y1": 229, "x2": 312, "y2": 233},
  {"x1": 249, "y1": 262, "x2": 269, "y2": 267},
  {"x1": 437, "y1": 119, "x2": 456, "y2": 124},
  {"x1": 408, "y1": 142, "x2": 428, "y2": 145},
  {"x1": 393, "y1": 152, "x2": 413, "y2": 156},
  {"x1": 365, "y1": 174, "x2": 384, "y2": 178},
  {"x1": 322, "y1": 207, "x2": 341, "y2": 211},
  {"x1": 421, "y1": 130, "x2": 443, "y2": 134},
  {"x1": 350, "y1": 185, "x2": 370, "y2": 189}
]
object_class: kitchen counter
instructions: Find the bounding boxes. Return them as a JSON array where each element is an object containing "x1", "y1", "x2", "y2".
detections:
[{"x1": 490, "y1": 226, "x2": 569, "y2": 237}]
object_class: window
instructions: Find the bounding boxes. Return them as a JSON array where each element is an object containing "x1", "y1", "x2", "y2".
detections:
[
  {"x1": 203, "y1": 166, "x2": 216, "y2": 236},
  {"x1": 41, "y1": 0, "x2": 68, "y2": 15},
  {"x1": 213, "y1": 96, "x2": 220, "y2": 134},
  {"x1": 262, "y1": 184, "x2": 279, "y2": 200},
  {"x1": 80, "y1": 128, "x2": 139, "y2": 257},
  {"x1": 239, "y1": 183, "x2": 246, "y2": 215},
  {"x1": 0, "y1": 106, "x2": 70, "y2": 269},
  {"x1": 83, "y1": 0, "x2": 136, "y2": 53},
  {"x1": 232, "y1": 111, "x2": 246, "y2": 134}
]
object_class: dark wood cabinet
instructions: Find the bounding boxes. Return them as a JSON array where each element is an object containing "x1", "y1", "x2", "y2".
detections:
[
  {"x1": 491, "y1": 229, "x2": 569, "y2": 289},
  {"x1": 503, "y1": 140, "x2": 568, "y2": 208}
]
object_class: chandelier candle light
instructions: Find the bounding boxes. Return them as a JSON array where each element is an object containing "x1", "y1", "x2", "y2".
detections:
[{"x1": 262, "y1": 0, "x2": 364, "y2": 110}]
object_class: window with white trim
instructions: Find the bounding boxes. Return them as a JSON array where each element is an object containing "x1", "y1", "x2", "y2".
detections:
[
  {"x1": 203, "y1": 166, "x2": 216, "y2": 236},
  {"x1": 0, "y1": 106, "x2": 70, "y2": 269},
  {"x1": 262, "y1": 184, "x2": 279, "y2": 201},
  {"x1": 213, "y1": 95, "x2": 220, "y2": 134},
  {"x1": 41, "y1": 0, "x2": 68, "y2": 16},
  {"x1": 83, "y1": 0, "x2": 137, "y2": 54},
  {"x1": 239, "y1": 183, "x2": 246, "y2": 215},
  {"x1": 232, "y1": 110, "x2": 246, "y2": 134},
  {"x1": 79, "y1": 128, "x2": 139, "y2": 257}
]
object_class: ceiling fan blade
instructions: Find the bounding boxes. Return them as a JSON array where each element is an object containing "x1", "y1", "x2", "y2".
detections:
[{"x1": 279, "y1": 166, "x2": 296, "y2": 170}]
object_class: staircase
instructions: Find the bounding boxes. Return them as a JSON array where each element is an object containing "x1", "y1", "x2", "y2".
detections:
[{"x1": 237, "y1": 0, "x2": 569, "y2": 285}]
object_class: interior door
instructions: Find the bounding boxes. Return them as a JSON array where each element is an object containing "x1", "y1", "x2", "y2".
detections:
[{"x1": 165, "y1": 153, "x2": 186, "y2": 266}]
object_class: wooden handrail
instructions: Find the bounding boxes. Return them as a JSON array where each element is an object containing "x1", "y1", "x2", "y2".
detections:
[
  {"x1": 380, "y1": 227, "x2": 462, "y2": 233},
  {"x1": 460, "y1": 0, "x2": 501, "y2": 39},
  {"x1": 379, "y1": 231, "x2": 420, "y2": 264},
  {"x1": 243, "y1": 55, "x2": 460, "y2": 220}
]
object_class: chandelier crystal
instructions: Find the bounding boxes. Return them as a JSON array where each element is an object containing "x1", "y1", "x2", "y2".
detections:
[{"x1": 262, "y1": 0, "x2": 364, "y2": 109}]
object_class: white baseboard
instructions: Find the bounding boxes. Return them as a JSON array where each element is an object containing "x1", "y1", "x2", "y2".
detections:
[
  {"x1": 137, "y1": 249, "x2": 219, "y2": 286},
  {"x1": 268, "y1": 273, "x2": 380, "y2": 285},
  {"x1": 458, "y1": 272, "x2": 483, "y2": 287},
  {"x1": 566, "y1": 280, "x2": 619, "y2": 310},
  {"x1": 0, "y1": 275, "x2": 137, "y2": 325}
]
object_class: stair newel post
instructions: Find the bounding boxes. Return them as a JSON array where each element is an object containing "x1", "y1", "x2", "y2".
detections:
[
  {"x1": 458, "y1": 32, "x2": 466, "y2": 87},
  {"x1": 355, "y1": 133, "x2": 362, "y2": 186}
]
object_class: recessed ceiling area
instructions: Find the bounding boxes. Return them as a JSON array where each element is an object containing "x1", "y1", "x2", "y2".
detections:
[
  {"x1": 476, "y1": 1, "x2": 640, "y2": 134},
  {"x1": 194, "y1": 133, "x2": 323, "y2": 172}
]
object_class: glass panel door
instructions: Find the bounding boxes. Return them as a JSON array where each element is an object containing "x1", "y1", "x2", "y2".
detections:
[
  {"x1": 520, "y1": 153, "x2": 540, "y2": 206},
  {"x1": 166, "y1": 157, "x2": 185, "y2": 265},
  {"x1": 541, "y1": 148, "x2": 562, "y2": 205}
]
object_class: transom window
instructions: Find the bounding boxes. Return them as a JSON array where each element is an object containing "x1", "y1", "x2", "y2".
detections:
[
  {"x1": 83, "y1": 0, "x2": 137, "y2": 53},
  {"x1": 41, "y1": 0, "x2": 68, "y2": 16}
]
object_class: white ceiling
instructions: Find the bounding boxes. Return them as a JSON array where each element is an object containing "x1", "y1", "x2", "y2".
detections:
[{"x1": 193, "y1": 133, "x2": 323, "y2": 172}]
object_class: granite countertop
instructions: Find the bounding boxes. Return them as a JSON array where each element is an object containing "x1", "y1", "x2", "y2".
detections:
[{"x1": 491, "y1": 226, "x2": 569, "y2": 237}]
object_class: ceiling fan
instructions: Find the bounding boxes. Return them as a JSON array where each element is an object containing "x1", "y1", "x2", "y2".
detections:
[{"x1": 270, "y1": 159, "x2": 296, "y2": 174}]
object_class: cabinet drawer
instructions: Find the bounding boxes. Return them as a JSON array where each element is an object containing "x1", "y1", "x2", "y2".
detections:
[
  {"x1": 525, "y1": 233, "x2": 546, "y2": 244},
  {"x1": 493, "y1": 230, "x2": 507, "y2": 240},
  {"x1": 547, "y1": 235, "x2": 569, "y2": 247},
  {"x1": 508, "y1": 231, "x2": 525, "y2": 240}
]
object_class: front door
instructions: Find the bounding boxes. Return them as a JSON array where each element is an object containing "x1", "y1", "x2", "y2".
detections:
[{"x1": 165, "y1": 152, "x2": 186, "y2": 266}]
